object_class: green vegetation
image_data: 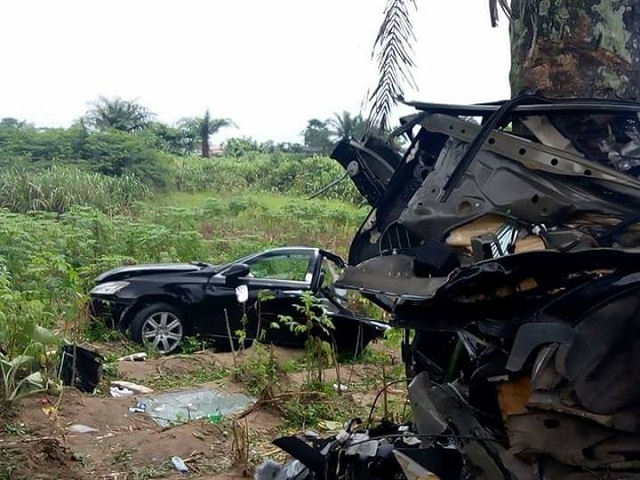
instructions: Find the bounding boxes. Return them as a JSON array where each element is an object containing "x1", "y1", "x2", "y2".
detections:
[
  {"x1": 171, "y1": 154, "x2": 362, "y2": 203},
  {"x1": 0, "y1": 166, "x2": 151, "y2": 214},
  {"x1": 0, "y1": 97, "x2": 396, "y2": 435}
]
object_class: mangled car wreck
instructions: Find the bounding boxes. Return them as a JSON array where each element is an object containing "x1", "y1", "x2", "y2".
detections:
[{"x1": 268, "y1": 95, "x2": 640, "y2": 479}]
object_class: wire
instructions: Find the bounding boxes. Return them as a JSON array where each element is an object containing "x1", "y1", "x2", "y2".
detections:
[{"x1": 365, "y1": 378, "x2": 410, "y2": 429}]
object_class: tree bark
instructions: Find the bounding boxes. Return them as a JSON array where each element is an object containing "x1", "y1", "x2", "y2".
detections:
[
  {"x1": 510, "y1": 0, "x2": 640, "y2": 100},
  {"x1": 201, "y1": 132, "x2": 210, "y2": 158}
]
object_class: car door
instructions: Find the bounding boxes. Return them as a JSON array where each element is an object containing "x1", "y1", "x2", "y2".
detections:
[
  {"x1": 241, "y1": 248, "x2": 319, "y2": 347},
  {"x1": 198, "y1": 248, "x2": 320, "y2": 348}
]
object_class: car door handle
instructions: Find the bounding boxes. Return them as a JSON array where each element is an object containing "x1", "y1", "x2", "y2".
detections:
[{"x1": 280, "y1": 290, "x2": 304, "y2": 297}]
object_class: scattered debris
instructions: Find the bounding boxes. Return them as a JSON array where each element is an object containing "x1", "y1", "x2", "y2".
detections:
[
  {"x1": 317, "y1": 420, "x2": 342, "y2": 432},
  {"x1": 260, "y1": 419, "x2": 441, "y2": 480},
  {"x1": 109, "y1": 386, "x2": 134, "y2": 398},
  {"x1": 171, "y1": 455, "x2": 189, "y2": 474},
  {"x1": 206, "y1": 408, "x2": 224, "y2": 424},
  {"x1": 110, "y1": 380, "x2": 153, "y2": 394},
  {"x1": 117, "y1": 352, "x2": 147, "y2": 362},
  {"x1": 128, "y1": 401, "x2": 147, "y2": 414},
  {"x1": 67, "y1": 424, "x2": 98, "y2": 434},
  {"x1": 254, "y1": 458, "x2": 306, "y2": 480},
  {"x1": 140, "y1": 388, "x2": 255, "y2": 428},
  {"x1": 58, "y1": 344, "x2": 104, "y2": 393}
]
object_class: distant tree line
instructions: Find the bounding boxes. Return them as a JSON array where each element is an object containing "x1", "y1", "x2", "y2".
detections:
[
  {"x1": 0, "y1": 96, "x2": 377, "y2": 187},
  {"x1": 2, "y1": 96, "x2": 372, "y2": 158}
]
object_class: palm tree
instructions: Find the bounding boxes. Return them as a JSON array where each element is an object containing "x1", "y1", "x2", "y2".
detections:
[
  {"x1": 83, "y1": 96, "x2": 154, "y2": 133},
  {"x1": 179, "y1": 110, "x2": 236, "y2": 158},
  {"x1": 326, "y1": 111, "x2": 367, "y2": 142},
  {"x1": 0, "y1": 118, "x2": 32, "y2": 129},
  {"x1": 367, "y1": 0, "x2": 639, "y2": 133}
]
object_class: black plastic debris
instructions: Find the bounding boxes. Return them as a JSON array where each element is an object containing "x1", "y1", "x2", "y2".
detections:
[
  {"x1": 58, "y1": 344, "x2": 104, "y2": 393},
  {"x1": 260, "y1": 418, "x2": 461, "y2": 480}
]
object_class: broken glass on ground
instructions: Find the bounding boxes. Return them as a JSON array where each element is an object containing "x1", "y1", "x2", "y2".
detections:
[{"x1": 139, "y1": 388, "x2": 255, "y2": 427}]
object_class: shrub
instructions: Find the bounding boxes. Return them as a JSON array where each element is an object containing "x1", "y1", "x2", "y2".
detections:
[{"x1": 168, "y1": 154, "x2": 364, "y2": 204}]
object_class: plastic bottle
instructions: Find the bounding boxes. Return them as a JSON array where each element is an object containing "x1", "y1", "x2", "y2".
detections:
[
  {"x1": 207, "y1": 408, "x2": 223, "y2": 423},
  {"x1": 171, "y1": 456, "x2": 189, "y2": 474}
]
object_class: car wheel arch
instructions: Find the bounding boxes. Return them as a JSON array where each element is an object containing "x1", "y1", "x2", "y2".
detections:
[{"x1": 120, "y1": 295, "x2": 192, "y2": 334}]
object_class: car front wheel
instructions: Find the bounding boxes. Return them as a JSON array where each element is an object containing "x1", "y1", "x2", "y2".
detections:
[{"x1": 129, "y1": 303, "x2": 185, "y2": 355}]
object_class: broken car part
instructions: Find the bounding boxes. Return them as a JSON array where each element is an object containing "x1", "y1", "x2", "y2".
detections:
[{"x1": 328, "y1": 94, "x2": 640, "y2": 478}]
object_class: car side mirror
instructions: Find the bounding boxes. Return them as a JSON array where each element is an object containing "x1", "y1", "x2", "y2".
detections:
[{"x1": 225, "y1": 262, "x2": 250, "y2": 286}]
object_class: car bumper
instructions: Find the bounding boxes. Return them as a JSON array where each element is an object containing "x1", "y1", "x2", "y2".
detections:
[{"x1": 89, "y1": 295, "x2": 135, "y2": 330}]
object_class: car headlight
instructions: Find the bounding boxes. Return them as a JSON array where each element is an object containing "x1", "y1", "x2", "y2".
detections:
[{"x1": 90, "y1": 281, "x2": 130, "y2": 295}]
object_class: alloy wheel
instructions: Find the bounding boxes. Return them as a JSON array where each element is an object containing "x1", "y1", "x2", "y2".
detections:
[{"x1": 141, "y1": 311, "x2": 183, "y2": 354}]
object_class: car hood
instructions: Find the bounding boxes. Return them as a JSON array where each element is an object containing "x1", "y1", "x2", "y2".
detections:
[{"x1": 94, "y1": 263, "x2": 214, "y2": 283}]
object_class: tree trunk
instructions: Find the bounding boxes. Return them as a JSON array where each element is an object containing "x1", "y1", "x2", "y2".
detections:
[
  {"x1": 510, "y1": 0, "x2": 640, "y2": 100},
  {"x1": 201, "y1": 132, "x2": 210, "y2": 158}
]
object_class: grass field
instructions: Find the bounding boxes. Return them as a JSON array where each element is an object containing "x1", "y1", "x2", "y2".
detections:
[{"x1": 0, "y1": 161, "x2": 409, "y2": 479}]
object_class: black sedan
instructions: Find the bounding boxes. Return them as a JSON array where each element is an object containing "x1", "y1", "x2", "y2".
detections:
[{"x1": 89, "y1": 246, "x2": 389, "y2": 355}]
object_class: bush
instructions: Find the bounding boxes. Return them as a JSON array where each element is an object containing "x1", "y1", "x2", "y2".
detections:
[
  {"x1": 169, "y1": 154, "x2": 364, "y2": 204},
  {"x1": 0, "y1": 125, "x2": 171, "y2": 188}
]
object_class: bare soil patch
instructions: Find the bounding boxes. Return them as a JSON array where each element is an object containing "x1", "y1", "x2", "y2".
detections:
[{"x1": 0, "y1": 343, "x2": 403, "y2": 479}]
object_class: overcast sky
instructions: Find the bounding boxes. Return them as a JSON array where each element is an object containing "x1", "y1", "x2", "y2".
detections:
[{"x1": 0, "y1": 0, "x2": 511, "y2": 143}]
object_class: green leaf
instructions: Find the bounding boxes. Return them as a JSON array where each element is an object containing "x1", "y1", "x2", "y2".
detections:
[
  {"x1": 33, "y1": 325, "x2": 58, "y2": 345},
  {"x1": 8, "y1": 354, "x2": 35, "y2": 369},
  {"x1": 21, "y1": 371, "x2": 44, "y2": 388}
]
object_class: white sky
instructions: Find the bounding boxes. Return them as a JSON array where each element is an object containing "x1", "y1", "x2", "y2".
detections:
[{"x1": 0, "y1": 0, "x2": 511, "y2": 143}]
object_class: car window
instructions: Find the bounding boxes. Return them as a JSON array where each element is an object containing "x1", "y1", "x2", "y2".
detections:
[
  {"x1": 320, "y1": 256, "x2": 343, "y2": 287},
  {"x1": 319, "y1": 256, "x2": 350, "y2": 305},
  {"x1": 245, "y1": 253, "x2": 313, "y2": 282}
]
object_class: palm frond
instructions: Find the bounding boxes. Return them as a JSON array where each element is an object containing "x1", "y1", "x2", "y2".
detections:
[
  {"x1": 366, "y1": 0, "x2": 418, "y2": 134},
  {"x1": 366, "y1": 0, "x2": 510, "y2": 135},
  {"x1": 489, "y1": 0, "x2": 512, "y2": 27}
]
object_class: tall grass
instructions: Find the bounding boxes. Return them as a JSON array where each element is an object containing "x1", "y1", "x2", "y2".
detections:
[
  {"x1": 170, "y1": 154, "x2": 364, "y2": 204},
  {"x1": 0, "y1": 166, "x2": 152, "y2": 214},
  {"x1": 0, "y1": 194, "x2": 364, "y2": 329}
]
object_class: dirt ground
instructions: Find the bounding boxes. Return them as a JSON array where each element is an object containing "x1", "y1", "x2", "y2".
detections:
[{"x1": 0, "y1": 343, "x2": 406, "y2": 480}]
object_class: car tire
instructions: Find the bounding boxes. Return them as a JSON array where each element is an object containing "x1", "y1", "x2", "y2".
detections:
[{"x1": 129, "y1": 303, "x2": 185, "y2": 355}]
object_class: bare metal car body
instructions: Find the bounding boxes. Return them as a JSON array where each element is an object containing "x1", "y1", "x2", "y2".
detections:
[{"x1": 308, "y1": 94, "x2": 640, "y2": 479}]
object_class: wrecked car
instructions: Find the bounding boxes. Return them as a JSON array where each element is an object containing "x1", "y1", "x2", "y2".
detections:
[
  {"x1": 89, "y1": 246, "x2": 389, "y2": 355},
  {"x1": 266, "y1": 95, "x2": 640, "y2": 479}
]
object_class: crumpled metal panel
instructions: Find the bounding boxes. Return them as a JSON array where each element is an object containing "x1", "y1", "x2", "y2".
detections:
[
  {"x1": 408, "y1": 372, "x2": 508, "y2": 479},
  {"x1": 407, "y1": 373, "x2": 448, "y2": 445},
  {"x1": 334, "y1": 254, "x2": 447, "y2": 299}
]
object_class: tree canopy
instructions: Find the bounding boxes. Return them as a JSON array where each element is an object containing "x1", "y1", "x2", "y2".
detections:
[{"x1": 82, "y1": 96, "x2": 155, "y2": 133}]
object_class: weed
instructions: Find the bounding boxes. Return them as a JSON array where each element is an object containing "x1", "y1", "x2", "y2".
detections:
[
  {"x1": 84, "y1": 318, "x2": 123, "y2": 343},
  {"x1": 0, "y1": 165, "x2": 151, "y2": 214},
  {"x1": 233, "y1": 343, "x2": 279, "y2": 399},
  {"x1": 230, "y1": 419, "x2": 251, "y2": 474},
  {"x1": 279, "y1": 292, "x2": 337, "y2": 386},
  {"x1": 71, "y1": 452, "x2": 90, "y2": 468},
  {"x1": 280, "y1": 388, "x2": 359, "y2": 429},
  {"x1": 0, "y1": 449, "x2": 17, "y2": 480},
  {"x1": 2, "y1": 422, "x2": 28, "y2": 436},
  {"x1": 147, "y1": 365, "x2": 229, "y2": 390},
  {"x1": 280, "y1": 359, "x2": 300, "y2": 374},
  {"x1": 130, "y1": 462, "x2": 173, "y2": 479},
  {"x1": 112, "y1": 447, "x2": 134, "y2": 464},
  {"x1": 179, "y1": 335, "x2": 205, "y2": 354}
]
